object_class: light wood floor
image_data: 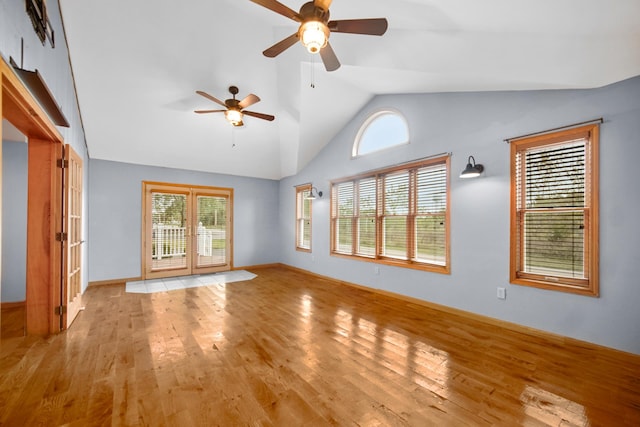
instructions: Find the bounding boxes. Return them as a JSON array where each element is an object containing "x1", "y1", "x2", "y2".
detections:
[
  {"x1": 1, "y1": 266, "x2": 638, "y2": 426},
  {"x1": 0, "y1": 304, "x2": 25, "y2": 339}
]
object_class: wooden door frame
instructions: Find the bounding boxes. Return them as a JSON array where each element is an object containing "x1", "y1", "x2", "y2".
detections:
[
  {"x1": 142, "y1": 182, "x2": 193, "y2": 280},
  {"x1": 2, "y1": 57, "x2": 64, "y2": 335},
  {"x1": 141, "y1": 181, "x2": 234, "y2": 280}
]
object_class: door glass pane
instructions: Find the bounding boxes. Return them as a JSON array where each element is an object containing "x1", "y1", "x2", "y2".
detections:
[
  {"x1": 152, "y1": 192, "x2": 187, "y2": 270},
  {"x1": 196, "y1": 195, "x2": 227, "y2": 267}
]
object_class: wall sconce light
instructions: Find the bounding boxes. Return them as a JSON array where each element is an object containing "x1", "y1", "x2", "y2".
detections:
[
  {"x1": 460, "y1": 156, "x2": 484, "y2": 178},
  {"x1": 305, "y1": 187, "x2": 323, "y2": 200}
]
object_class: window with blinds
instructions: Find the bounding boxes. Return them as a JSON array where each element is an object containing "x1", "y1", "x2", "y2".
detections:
[
  {"x1": 331, "y1": 155, "x2": 450, "y2": 273},
  {"x1": 296, "y1": 185, "x2": 312, "y2": 251},
  {"x1": 510, "y1": 124, "x2": 599, "y2": 296}
]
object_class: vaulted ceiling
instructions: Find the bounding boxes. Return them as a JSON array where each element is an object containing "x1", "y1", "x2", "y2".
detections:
[{"x1": 58, "y1": 0, "x2": 640, "y2": 180}]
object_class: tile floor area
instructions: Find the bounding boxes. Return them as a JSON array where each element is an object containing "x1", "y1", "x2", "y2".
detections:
[{"x1": 125, "y1": 270, "x2": 257, "y2": 294}]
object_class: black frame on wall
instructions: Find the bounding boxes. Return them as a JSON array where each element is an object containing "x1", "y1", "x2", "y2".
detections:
[{"x1": 26, "y1": 0, "x2": 55, "y2": 47}]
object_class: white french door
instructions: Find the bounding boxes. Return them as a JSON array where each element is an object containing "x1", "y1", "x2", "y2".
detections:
[{"x1": 142, "y1": 182, "x2": 233, "y2": 279}]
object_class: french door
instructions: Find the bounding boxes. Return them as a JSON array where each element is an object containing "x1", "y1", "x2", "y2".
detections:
[
  {"x1": 62, "y1": 145, "x2": 84, "y2": 328},
  {"x1": 142, "y1": 182, "x2": 233, "y2": 279}
]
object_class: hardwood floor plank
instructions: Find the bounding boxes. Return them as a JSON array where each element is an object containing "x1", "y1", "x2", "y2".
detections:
[{"x1": 1, "y1": 266, "x2": 639, "y2": 425}]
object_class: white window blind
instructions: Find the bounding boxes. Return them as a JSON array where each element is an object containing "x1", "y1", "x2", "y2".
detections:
[
  {"x1": 331, "y1": 155, "x2": 449, "y2": 273},
  {"x1": 296, "y1": 185, "x2": 312, "y2": 251},
  {"x1": 510, "y1": 123, "x2": 598, "y2": 296},
  {"x1": 357, "y1": 178, "x2": 376, "y2": 256},
  {"x1": 517, "y1": 140, "x2": 587, "y2": 278},
  {"x1": 415, "y1": 164, "x2": 447, "y2": 265},
  {"x1": 382, "y1": 172, "x2": 409, "y2": 259},
  {"x1": 333, "y1": 181, "x2": 354, "y2": 254}
]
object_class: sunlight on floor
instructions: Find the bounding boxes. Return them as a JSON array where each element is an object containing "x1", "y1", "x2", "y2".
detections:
[{"x1": 125, "y1": 270, "x2": 257, "y2": 294}]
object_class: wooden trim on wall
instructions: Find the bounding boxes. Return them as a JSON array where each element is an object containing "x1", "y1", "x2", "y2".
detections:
[
  {"x1": 1, "y1": 300, "x2": 26, "y2": 310},
  {"x1": 88, "y1": 277, "x2": 142, "y2": 287},
  {"x1": 0, "y1": 66, "x2": 3, "y2": 340},
  {"x1": 2, "y1": 56, "x2": 65, "y2": 336},
  {"x1": 233, "y1": 263, "x2": 282, "y2": 271},
  {"x1": 1, "y1": 59, "x2": 63, "y2": 143}
]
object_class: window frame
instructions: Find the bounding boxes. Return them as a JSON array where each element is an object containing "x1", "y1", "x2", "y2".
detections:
[
  {"x1": 295, "y1": 184, "x2": 312, "y2": 252},
  {"x1": 331, "y1": 155, "x2": 450, "y2": 274},
  {"x1": 509, "y1": 124, "x2": 599, "y2": 296},
  {"x1": 352, "y1": 109, "x2": 410, "y2": 158}
]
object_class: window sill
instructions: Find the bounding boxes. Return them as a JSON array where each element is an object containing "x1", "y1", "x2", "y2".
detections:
[
  {"x1": 331, "y1": 252, "x2": 450, "y2": 274},
  {"x1": 510, "y1": 275, "x2": 598, "y2": 297}
]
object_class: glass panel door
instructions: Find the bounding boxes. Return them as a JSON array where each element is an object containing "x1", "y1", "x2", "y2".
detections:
[
  {"x1": 63, "y1": 145, "x2": 84, "y2": 328},
  {"x1": 143, "y1": 182, "x2": 232, "y2": 279},
  {"x1": 148, "y1": 190, "x2": 190, "y2": 277},
  {"x1": 195, "y1": 194, "x2": 228, "y2": 268}
]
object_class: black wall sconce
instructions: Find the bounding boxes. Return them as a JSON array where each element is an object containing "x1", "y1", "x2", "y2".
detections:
[
  {"x1": 305, "y1": 187, "x2": 323, "y2": 200},
  {"x1": 460, "y1": 156, "x2": 484, "y2": 178}
]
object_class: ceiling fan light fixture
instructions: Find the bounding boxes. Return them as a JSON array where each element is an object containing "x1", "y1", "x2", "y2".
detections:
[
  {"x1": 299, "y1": 20, "x2": 329, "y2": 54},
  {"x1": 225, "y1": 108, "x2": 244, "y2": 126}
]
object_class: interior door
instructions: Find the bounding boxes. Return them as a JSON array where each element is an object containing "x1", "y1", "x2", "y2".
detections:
[
  {"x1": 62, "y1": 145, "x2": 83, "y2": 328},
  {"x1": 143, "y1": 182, "x2": 232, "y2": 279}
]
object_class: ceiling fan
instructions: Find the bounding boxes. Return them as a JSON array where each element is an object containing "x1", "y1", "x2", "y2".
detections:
[
  {"x1": 250, "y1": 0, "x2": 388, "y2": 71},
  {"x1": 194, "y1": 86, "x2": 275, "y2": 127}
]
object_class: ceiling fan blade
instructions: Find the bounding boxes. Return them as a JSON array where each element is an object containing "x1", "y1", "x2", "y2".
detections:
[
  {"x1": 196, "y1": 91, "x2": 227, "y2": 107},
  {"x1": 249, "y1": 0, "x2": 302, "y2": 22},
  {"x1": 194, "y1": 109, "x2": 227, "y2": 114},
  {"x1": 243, "y1": 110, "x2": 275, "y2": 121},
  {"x1": 320, "y1": 42, "x2": 340, "y2": 72},
  {"x1": 328, "y1": 18, "x2": 388, "y2": 36},
  {"x1": 239, "y1": 94, "x2": 261, "y2": 109},
  {"x1": 263, "y1": 33, "x2": 299, "y2": 58},
  {"x1": 314, "y1": 0, "x2": 332, "y2": 12}
]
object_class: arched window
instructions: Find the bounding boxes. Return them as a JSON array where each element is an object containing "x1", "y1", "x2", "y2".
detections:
[{"x1": 353, "y1": 110, "x2": 409, "y2": 157}]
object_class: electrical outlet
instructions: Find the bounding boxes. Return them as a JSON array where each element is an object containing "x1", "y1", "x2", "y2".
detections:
[
  {"x1": 374, "y1": 266, "x2": 380, "y2": 275},
  {"x1": 497, "y1": 287, "x2": 506, "y2": 300}
]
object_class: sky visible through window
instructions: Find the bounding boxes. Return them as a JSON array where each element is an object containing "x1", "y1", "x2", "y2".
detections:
[{"x1": 356, "y1": 111, "x2": 409, "y2": 156}]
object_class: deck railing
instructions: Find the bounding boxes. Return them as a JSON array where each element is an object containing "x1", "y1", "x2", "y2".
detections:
[{"x1": 152, "y1": 224, "x2": 221, "y2": 259}]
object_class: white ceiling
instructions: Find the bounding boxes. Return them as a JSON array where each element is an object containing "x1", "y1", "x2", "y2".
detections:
[{"x1": 57, "y1": 0, "x2": 640, "y2": 180}]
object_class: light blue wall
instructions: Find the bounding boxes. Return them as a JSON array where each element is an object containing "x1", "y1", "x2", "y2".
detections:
[
  {"x1": 0, "y1": 0, "x2": 87, "y2": 156},
  {"x1": 88, "y1": 159, "x2": 281, "y2": 281},
  {"x1": 1, "y1": 0, "x2": 89, "y2": 292},
  {"x1": 279, "y1": 75, "x2": 640, "y2": 355},
  {"x1": 1, "y1": 141, "x2": 28, "y2": 302}
]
